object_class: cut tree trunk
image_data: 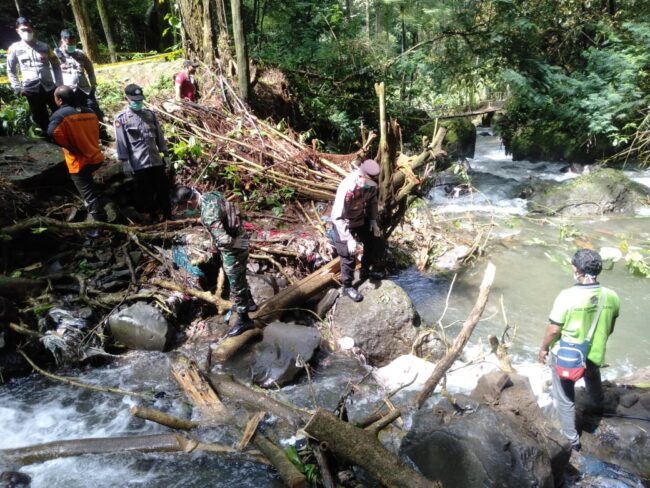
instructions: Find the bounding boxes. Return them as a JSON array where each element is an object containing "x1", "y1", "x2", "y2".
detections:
[
  {"x1": 415, "y1": 262, "x2": 496, "y2": 409},
  {"x1": 304, "y1": 409, "x2": 439, "y2": 488},
  {"x1": 130, "y1": 406, "x2": 199, "y2": 430}
]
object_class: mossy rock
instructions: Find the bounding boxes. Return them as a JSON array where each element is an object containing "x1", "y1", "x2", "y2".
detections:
[
  {"x1": 417, "y1": 118, "x2": 476, "y2": 159},
  {"x1": 529, "y1": 167, "x2": 650, "y2": 216}
]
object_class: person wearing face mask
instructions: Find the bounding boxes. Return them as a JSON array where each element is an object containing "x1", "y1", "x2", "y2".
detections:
[
  {"x1": 114, "y1": 84, "x2": 171, "y2": 223},
  {"x1": 54, "y1": 29, "x2": 108, "y2": 141},
  {"x1": 330, "y1": 159, "x2": 385, "y2": 302},
  {"x1": 538, "y1": 249, "x2": 620, "y2": 451},
  {"x1": 174, "y1": 60, "x2": 200, "y2": 102},
  {"x1": 7, "y1": 17, "x2": 63, "y2": 135},
  {"x1": 47, "y1": 85, "x2": 105, "y2": 230}
]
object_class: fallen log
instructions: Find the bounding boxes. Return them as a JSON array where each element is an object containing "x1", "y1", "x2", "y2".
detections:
[
  {"x1": 303, "y1": 409, "x2": 438, "y2": 488},
  {"x1": 211, "y1": 329, "x2": 262, "y2": 362},
  {"x1": 414, "y1": 262, "x2": 496, "y2": 409},
  {"x1": 130, "y1": 405, "x2": 199, "y2": 430},
  {"x1": 0, "y1": 433, "x2": 267, "y2": 466},
  {"x1": 209, "y1": 373, "x2": 309, "y2": 428},
  {"x1": 172, "y1": 355, "x2": 306, "y2": 488}
]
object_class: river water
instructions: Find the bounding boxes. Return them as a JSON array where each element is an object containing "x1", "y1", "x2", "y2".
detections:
[{"x1": 1, "y1": 131, "x2": 649, "y2": 486}]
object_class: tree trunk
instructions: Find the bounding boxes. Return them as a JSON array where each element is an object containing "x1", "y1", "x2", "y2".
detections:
[
  {"x1": 0, "y1": 433, "x2": 267, "y2": 466},
  {"x1": 230, "y1": 0, "x2": 251, "y2": 102},
  {"x1": 96, "y1": 0, "x2": 117, "y2": 62},
  {"x1": 415, "y1": 262, "x2": 496, "y2": 409},
  {"x1": 70, "y1": 0, "x2": 99, "y2": 62},
  {"x1": 177, "y1": 0, "x2": 215, "y2": 64},
  {"x1": 304, "y1": 409, "x2": 439, "y2": 488},
  {"x1": 364, "y1": 0, "x2": 371, "y2": 41}
]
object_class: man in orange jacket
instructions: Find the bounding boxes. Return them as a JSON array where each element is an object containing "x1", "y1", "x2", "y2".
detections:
[{"x1": 47, "y1": 85, "x2": 105, "y2": 224}]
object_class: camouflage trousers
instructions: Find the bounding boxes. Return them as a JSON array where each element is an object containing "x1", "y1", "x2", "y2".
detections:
[{"x1": 220, "y1": 246, "x2": 252, "y2": 314}]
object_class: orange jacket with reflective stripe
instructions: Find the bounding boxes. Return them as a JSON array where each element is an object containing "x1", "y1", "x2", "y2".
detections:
[{"x1": 47, "y1": 105, "x2": 104, "y2": 174}]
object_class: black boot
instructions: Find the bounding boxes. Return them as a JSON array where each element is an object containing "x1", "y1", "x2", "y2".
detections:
[
  {"x1": 342, "y1": 286, "x2": 363, "y2": 302},
  {"x1": 227, "y1": 312, "x2": 254, "y2": 337}
]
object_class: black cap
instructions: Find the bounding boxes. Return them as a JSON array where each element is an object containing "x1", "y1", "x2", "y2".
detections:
[
  {"x1": 124, "y1": 84, "x2": 145, "y2": 101},
  {"x1": 183, "y1": 60, "x2": 199, "y2": 68},
  {"x1": 16, "y1": 17, "x2": 33, "y2": 28},
  {"x1": 61, "y1": 29, "x2": 76, "y2": 39}
]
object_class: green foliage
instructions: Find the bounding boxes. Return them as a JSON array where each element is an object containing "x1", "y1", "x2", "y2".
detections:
[
  {"x1": 625, "y1": 251, "x2": 650, "y2": 278},
  {"x1": 284, "y1": 445, "x2": 319, "y2": 484},
  {"x1": 0, "y1": 94, "x2": 36, "y2": 137}
]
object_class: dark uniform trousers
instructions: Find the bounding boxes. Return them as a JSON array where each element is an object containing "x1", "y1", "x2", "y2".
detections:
[
  {"x1": 70, "y1": 163, "x2": 105, "y2": 221},
  {"x1": 333, "y1": 220, "x2": 384, "y2": 287},
  {"x1": 25, "y1": 86, "x2": 57, "y2": 136},
  {"x1": 134, "y1": 166, "x2": 171, "y2": 220}
]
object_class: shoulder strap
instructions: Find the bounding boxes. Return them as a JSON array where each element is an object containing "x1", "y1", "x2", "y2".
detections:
[{"x1": 586, "y1": 289, "x2": 605, "y2": 342}]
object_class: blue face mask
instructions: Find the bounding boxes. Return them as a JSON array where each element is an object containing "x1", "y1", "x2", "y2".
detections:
[{"x1": 129, "y1": 100, "x2": 143, "y2": 111}]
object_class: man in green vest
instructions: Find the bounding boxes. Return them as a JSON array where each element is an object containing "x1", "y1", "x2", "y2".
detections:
[{"x1": 538, "y1": 249, "x2": 620, "y2": 451}]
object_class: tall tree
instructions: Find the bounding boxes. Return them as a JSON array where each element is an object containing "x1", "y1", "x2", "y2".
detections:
[
  {"x1": 230, "y1": 0, "x2": 250, "y2": 102},
  {"x1": 96, "y1": 0, "x2": 116, "y2": 62},
  {"x1": 70, "y1": 0, "x2": 99, "y2": 62},
  {"x1": 176, "y1": 0, "x2": 215, "y2": 64}
]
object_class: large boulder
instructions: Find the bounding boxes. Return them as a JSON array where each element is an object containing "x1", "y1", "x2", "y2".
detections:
[
  {"x1": 108, "y1": 302, "x2": 173, "y2": 351},
  {"x1": 401, "y1": 372, "x2": 570, "y2": 488},
  {"x1": 250, "y1": 321, "x2": 321, "y2": 388},
  {"x1": 0, "y1": 136, "x2": 67, "y2": 188},
  {"x1": 529, "y1": 168, "x2": 650, "y2": 216},
  {"x1": 329, "y1": 280, "x2": 426, "y2": 366}
]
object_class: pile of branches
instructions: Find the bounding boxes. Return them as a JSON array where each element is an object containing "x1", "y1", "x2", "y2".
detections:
[{"x1": 151, "y1": 66, "x2": 375, "y2": 201}]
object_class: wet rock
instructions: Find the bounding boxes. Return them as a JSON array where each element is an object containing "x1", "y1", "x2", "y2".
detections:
[
  {"x1": 247, "y1": 273, "x2": 278, "y2": 305},
  {"x1": 577, "y1": 382, "x2": 650, "y2": 479},
  {"x1": 250, "y1": 321, "x2": 321, "y2": 388},
  {"x1": 402, "y1": 372, "x2": 570, "y2": 488},
  {"x1": 108, "y1": 302, "x2": 173, "y2": 351},
  {"x1": 568, "y1": 453, "x2": 646, "y2": 488},
  {"x1": 330, "y1": 280, "x2": 422, "y2": 366},
  {"x1": 529, "y1": 168, "x2": 650, "y2": 216},
  {"x1": 434, "y1": 244, "x2": 471, "y2": 271},
  {"x1": 0, "y1": 471, "x2": 31, "y2": 488}
]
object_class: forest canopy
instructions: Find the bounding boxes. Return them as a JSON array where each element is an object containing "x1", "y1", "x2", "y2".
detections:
[{"x1": 2, "y1": 0, "x2": 650, "y2": 161}]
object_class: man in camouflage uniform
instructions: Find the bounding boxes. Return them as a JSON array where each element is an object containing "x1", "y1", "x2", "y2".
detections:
[
  {"x1": 172, "y1": 187, "x2": 257, "y2": 337},
  {"x1": 7, "y1": 17, "x2": 62, "y2": 135}
]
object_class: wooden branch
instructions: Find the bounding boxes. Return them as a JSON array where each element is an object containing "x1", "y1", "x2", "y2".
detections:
[
  {"x1": 19, "y1": 350, "x2": 149, "y2": 399},
  {"x1": 0, "y1": 217, "x2": 163, "y2": 240},
  {"x1": 9, "y1": 322, "x2": 43, "y2": 338},
  {"x1": 367, "y1": 409, "x2": 401, "y2": 435},
  {"x1": 304, "y1": 409, "x2": 438, "y2": 488},
  {"x1": 0, "y1": 433, "x2": 267, "y2": 466},
  {"x1": 152, "y1": 278, "x2": 232, "y2": 314},
  {"x1": 212, "y1": 329, "x2": 262, "y2": 362},
  {"x1": 414, "y1": 262, "x2": 496, "y2": 409},
  {"x1": 208, "y1": 373, "x2": 309, "y2": 428},
  {"x1": 130, "y1": 405, "x2": 199, "y2": 430},
  {"x1": 238, "y1": 411, "x2": 266, "y2": 450}
]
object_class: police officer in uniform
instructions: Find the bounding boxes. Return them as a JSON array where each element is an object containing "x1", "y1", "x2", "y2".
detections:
[
  {"x1": 171, "y1": 186, "x2": 257, "y2": 337},
  {"x1": 54, "y1": 29, "x2": 108, "y2": 140},
  {"x1": 114, "y1": 84, "x2": 171, "y2": 222},
  {"x1": 7, "y1": 17, "x2": 62, "y2": 135}
]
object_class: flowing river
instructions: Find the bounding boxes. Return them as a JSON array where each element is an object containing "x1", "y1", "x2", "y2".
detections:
[{"x1": 1, "y1": 130, "x2": 649, "y2": 486}]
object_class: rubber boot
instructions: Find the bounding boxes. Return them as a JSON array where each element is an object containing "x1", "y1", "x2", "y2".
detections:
[{"x1": 227, "y1": 312, "x2": 254, "y2": 337}]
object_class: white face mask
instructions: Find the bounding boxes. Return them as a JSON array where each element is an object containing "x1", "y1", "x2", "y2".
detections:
[{"x1": 19, "y1": 31, "x2": 34, "y2": 42}]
